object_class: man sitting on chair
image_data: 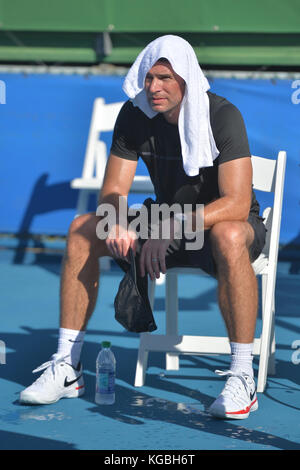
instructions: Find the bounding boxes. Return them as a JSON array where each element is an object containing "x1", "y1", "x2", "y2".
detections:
[{"x1": 20, "y1": 35, "x2": 266, "y2": 419}]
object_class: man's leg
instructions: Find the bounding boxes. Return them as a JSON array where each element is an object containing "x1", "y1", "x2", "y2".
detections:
[
  {"x1": 20, "y1": 213, "x2": 111, "y2": 404},
  {"x1": 54, "y1": 212, "x2": 112, "y2": 365},
  {"x1": 210, "y1": 220, "x2": 258, "y2": 346},
  {"x1": 208, "y1": 220, "x2": 258, "y2": 419},
  {"x1": 60, "y1": 212, "x2": 111, "y2": 331}
]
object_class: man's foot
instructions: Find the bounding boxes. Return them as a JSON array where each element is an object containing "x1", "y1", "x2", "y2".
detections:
[
  {"x1": 19, "y1": 354, "x2": 85, "y2": 405},
  {"x1": 208, "y1": 370, "x2": 258, "y2": 419}
]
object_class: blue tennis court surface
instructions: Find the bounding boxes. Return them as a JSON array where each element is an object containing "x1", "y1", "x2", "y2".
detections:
[{"x1": 1, "y1": 236, "x2": 300, "y2": 451}]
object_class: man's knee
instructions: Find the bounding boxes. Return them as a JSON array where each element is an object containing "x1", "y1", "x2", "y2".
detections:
[
  {"x1": 210, "y1": 221, "x2": 250, "y2": 262},
  {"x1": 67, "y1": 213, "x2": 100, "y2": 256}
]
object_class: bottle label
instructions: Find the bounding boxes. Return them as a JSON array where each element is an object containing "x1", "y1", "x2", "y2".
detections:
[{"x1": 97, "y1": 370, "x2": 115, "y2": 394}]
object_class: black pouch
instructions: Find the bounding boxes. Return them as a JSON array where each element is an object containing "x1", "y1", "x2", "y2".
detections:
[{"x1": 114, "y1": 248, "x2": 157, "y2": 333}]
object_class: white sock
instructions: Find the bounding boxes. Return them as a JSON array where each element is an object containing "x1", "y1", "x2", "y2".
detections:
[
  {"x1": 230, "y1": 342, "x2": 254, "y2": 377},
  {"x1": 56, "y1": 328, "x2": 85, "y2": 368}
]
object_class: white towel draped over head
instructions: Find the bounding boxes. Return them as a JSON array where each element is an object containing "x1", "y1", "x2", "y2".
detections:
[{"x1": 122, "y1": 35, "x2": 219, "y2": 176}]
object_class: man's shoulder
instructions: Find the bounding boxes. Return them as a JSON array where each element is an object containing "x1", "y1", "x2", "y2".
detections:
[
  {"x1": 207, "y1": 91, "x2": 246, "y2": 135},
  {"x1": 207, "y1": 91, "x2": 250, "y2": 162},
  {"x1": 119, "y1": 99, "x2": 150, "y2": 122},
  {"x1": 208, "y1": 91, "x2": 239, "y2": 119}
]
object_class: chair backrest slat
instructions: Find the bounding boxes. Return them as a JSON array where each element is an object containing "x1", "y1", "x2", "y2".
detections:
[
  {"x1": 252, "y1": 152, "x2": 287, "y2": 260},
  {"x1": 252, "y1": 155, "x2": 277, "y2": 193},
  {"x1": 81, "y1": 98, "x2": 124, "y2": 179}
]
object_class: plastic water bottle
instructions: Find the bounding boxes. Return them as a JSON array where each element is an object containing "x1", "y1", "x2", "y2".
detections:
[{"x1": 95, "y1": 341, "x2": 116, "y2": 405}]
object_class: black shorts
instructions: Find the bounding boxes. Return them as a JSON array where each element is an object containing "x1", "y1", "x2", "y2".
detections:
[
  {"x1": 164, "y1": 212, "x2": 267, "y2": 277},
  {"x1": 130, "y1": 199, "x2": 267, "y2": 278}
]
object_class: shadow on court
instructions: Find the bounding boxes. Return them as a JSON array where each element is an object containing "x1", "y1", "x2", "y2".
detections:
[
  {"x1": 1, "y1": 326, "x2": 300, "y2": 450},
  {"x1": 0, "y1": 429, "x2": 76, "y2": 450}
]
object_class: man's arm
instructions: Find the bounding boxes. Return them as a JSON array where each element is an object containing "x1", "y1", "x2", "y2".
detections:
[
  {"x1": 98, "y1": 153, "x2": 138, "y2": 259},
  {"x1": 203, "y1": 157, "x2": 252, "y2": 229},
  {"x1": 186, "y1": 157, "x2": 252, "y2": 233},
  {"x1": 139, "y1": 157, "x2": 252, "y2": 279},
  {"x1": 99, "y1": 153, "x2": 137, "y2": 204}
]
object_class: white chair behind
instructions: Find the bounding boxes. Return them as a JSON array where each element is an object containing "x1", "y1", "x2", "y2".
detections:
[
  {"x1": 71, "y1": 98, "x2": 124, "y2": 215},
  {"x1": 71, "y1": 98, "x2": 154, "y2": 268},
  {"x1": 71, "y1": 97, "x2": 154, "y2": 214},
  {"x1": 134, "y1": 151, "x2": 286, "y2": 393}
]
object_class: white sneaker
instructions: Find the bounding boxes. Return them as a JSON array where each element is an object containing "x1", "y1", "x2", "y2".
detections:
[
  {"x1": 208, "y1": 370, "x2": 258, "y2": 419},
  {"x1": 19, "y1": 354, "x2": 85, "y2": 405}
]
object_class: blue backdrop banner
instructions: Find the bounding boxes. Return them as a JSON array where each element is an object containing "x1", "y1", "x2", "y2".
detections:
[{"x1": 0, "y1": 71, "x2": 299, "y2": 246}]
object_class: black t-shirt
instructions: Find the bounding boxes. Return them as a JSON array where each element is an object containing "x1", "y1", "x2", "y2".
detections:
[{"x1": 110, "y1": 91, "x2": 259, "y2": 214}]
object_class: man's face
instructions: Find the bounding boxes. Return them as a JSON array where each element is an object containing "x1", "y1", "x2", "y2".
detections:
[{"x1": 144, "y1": 60, "x2": 185, "y2": 124}]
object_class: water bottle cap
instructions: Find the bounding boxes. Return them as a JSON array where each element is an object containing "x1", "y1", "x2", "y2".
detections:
[{"x1": 101, "y1": 341, "x2": 111, "y2": 348}]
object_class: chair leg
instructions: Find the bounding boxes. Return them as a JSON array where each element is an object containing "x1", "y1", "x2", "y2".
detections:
[
  {"x1": 134, "y1": 281, "x2": 156, "y2": 387},
  {"x1": 148, "y1": 279, "x2": 156, "y2": 310},
  {"x1": 134, "y1": 334, "x2": 149, "y2": 387},
  {"x1": 166, "y1": 353, "x2": 179, "y2": 370},
  {"x1": 268, "y1": 294, "x2": 276, "y2": 375},
  {"x1": 257, "y1": 274, "x2": 275, "y2": 392},
  {"x1": 165, "y1": 272, "x2": 179, "y2": 370}
]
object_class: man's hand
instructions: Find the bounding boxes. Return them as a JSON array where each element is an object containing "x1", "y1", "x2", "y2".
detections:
[
  {"x1": 139, "y1": 238, "x2": 172, "y2": 280},
  {"x1": 105, "y1": 224, "x2": 138, "y2": 261},
  {"x1": 98, "y1": 153, "x2": 138, "y2": 261},
  {"x1": 139, "y1": 217, "x2": 180, "y2": 280}
]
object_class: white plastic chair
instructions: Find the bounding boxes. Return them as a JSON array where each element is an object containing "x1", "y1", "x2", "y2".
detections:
[
  {"x1": 134, "y1": 151, "x2": 286, "y2": 393},
  {"x1": 71, "y1": 97, "x2": 154, "y2": 268},
  {"x1": 71, "y1": 98, "x2": 154, "y2": 213}
]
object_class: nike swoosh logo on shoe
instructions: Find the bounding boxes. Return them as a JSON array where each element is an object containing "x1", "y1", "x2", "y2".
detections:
[
  {"x1": 250, "y1": 388, "x2": 256, "y2": 402},
  {"x1": 64, "y1": 375, "x2": 82, "y2": 387}
]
